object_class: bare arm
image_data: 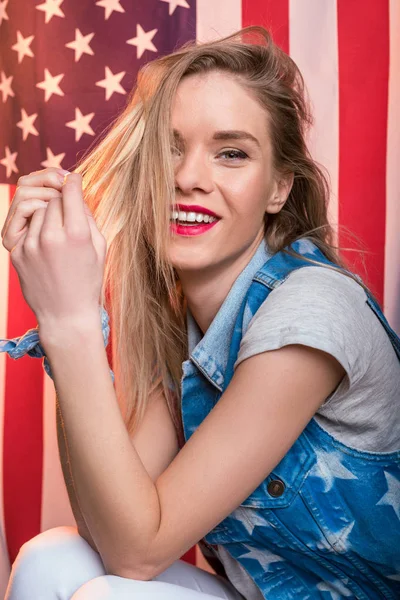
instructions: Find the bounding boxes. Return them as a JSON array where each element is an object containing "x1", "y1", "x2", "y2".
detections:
[{"x1": 56, "y1": 395, "x2": 98, "y2": 552}]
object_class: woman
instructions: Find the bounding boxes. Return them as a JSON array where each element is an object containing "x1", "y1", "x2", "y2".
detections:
[{"x1": 1, "y1": 25, "x2": 399, "y2": 600}]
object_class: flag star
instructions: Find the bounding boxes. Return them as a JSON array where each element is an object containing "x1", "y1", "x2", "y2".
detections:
[
  {"x1": 238, "y1": 544, "x2": 284, "y2": 571},
  {"x1": 41, "y1": 148, "x2": 66, "y2": 170},
  {"x1": 96, "y1": 66, "x2": 126, "y2": 100},
  {"x1": 160, "y1": 0, "x2": 190, "y2": 16},
  {"x1": 96, "y1": 0, "x2": 125, "y2": 20},
  {"x1": 17, "y1": 109, "x2": 39, "y2": 141},
  {"x1": 313, "y1": 448, "x2": 358, "y2": 492},
  {"x1": 127, "y1": 24, "x2": 157, "y2": 59},
  {"x1": 65, "y1": 29, "x2": 94, "y2": 62},
  {"x1": 0, "y1": 146, "x2": 18, "y2": 178},
  {"x1": 377, "y1": 471, "x2": 400, "y2": 520},
  {"x1": 0, "y1": 71, "x2": 14, "y2": 103},
  {"x1": 11, "y1": 31, "x2": 35, "y2": 64},
  {"x1": 317, "y1": 579, "x2": 352, "y2": 599},
  {"x1": 0, "y1": 0, "x2": 9, "y2": 27},
  {"x1": 36, "y1": 0, "x2": 65, "y2": 24},
  {"x1": 36, "y1": 68, "x2": 64, "y2": 102},
  {"x1": 66, "y1": 107, "x2": 95, "y2": 142}
]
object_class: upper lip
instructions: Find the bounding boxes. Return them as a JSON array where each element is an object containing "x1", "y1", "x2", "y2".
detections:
[{"x1": 171, "y1": 204, "x2": 220, "y2": 218}]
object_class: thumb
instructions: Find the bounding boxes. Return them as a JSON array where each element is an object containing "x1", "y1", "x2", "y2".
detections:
[{"x1": 84, "y1": 203, "x2": 107, "y2": 258}]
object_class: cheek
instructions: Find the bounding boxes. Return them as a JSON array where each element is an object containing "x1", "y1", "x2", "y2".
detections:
[{"x1": 224, "y1": 172, "x2": 268, "y2": 218}]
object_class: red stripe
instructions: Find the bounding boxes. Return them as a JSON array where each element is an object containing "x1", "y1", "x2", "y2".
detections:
[
  {"x1": 337, "y1": 0, "x2": 389, "y2": 305},
  {"x1": 242, "y1": 0, "x2": 289, "y2": 54},
  {"x1": 3, "y1": 184, "x2": 44, "y2": 563}
]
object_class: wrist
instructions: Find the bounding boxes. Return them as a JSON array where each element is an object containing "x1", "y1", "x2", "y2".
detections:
[{"x1": 38, "y1": 311, "x2": 103, "y2": 351}]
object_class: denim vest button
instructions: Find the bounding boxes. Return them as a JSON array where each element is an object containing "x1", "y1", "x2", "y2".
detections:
[{"x1": 267, "y1": 479, "x2": 285, "y2": 497}]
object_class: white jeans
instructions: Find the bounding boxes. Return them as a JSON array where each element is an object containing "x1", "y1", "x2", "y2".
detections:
[{"x1": 5, "y1": 526, "x2": 246, "y2": 600}]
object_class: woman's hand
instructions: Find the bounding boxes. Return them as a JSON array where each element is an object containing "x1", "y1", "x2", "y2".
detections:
[{"x1": 1, "y1": 167, "x2": 107, "y2": 329}]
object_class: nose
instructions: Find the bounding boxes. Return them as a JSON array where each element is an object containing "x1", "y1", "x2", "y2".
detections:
[{"x1": 174, "y1": 149, "x2": 214, "y2": 197}]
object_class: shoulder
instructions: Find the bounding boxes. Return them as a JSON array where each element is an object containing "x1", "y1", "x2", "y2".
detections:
[{"x1": 236, "y1": 265, "x2": 374, "y2": 386}]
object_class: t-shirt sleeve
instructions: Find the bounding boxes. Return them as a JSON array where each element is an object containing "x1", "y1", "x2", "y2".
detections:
[{"x1": 234, "y1": 266, "x2": 373, "y2": 390}]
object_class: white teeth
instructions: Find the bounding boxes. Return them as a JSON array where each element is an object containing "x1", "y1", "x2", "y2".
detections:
[{"x1": 170, "y1": 210, "x2": 218, "y2": 224}]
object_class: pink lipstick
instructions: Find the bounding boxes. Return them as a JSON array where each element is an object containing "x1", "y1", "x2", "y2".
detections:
[{"x1": 170, "y1": 204, "x2": 221, "y2": 236}]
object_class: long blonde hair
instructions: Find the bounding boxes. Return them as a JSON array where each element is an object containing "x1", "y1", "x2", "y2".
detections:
[{"x1": 73, "y1": 25, "x2": 367, "y2": 446}]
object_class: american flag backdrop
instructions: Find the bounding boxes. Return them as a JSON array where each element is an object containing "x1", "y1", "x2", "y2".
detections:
[{"x1": 0, "y1": 0, "x2": 399, "y2": 593}]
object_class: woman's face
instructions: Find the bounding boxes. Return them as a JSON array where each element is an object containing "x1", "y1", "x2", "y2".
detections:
[{"x1": 168, "y1": 71, "x2": 291, "y2": 275}]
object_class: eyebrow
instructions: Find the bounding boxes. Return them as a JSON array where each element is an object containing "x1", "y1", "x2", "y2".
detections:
[{"x1": 172, "y1": 129, "x2": 261, "y2": 148}]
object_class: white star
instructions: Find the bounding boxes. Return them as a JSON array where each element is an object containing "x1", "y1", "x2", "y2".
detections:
[
  {"x1": 160, "y1": 0, "x2": 190, "y2": 16},
  {"x1": 96, "y1": 0, "x2": 125, "y2": 20},
  {"x1": 313, "y1": 448, "x2": 358, "y2": 492},
  {"x1": 0, "y1": 71, "x2": 14, "y2": 103},
  {"x1": 317, "y1": 579, "x2": 352, "y2": 599},
  {"x1": 332, "y1": 520, "x2": 354, "y2": 552},
  {"x1": 36, "y1": 0, "x2": 65, "y2": 24},
  {"x1": 65, "y1": 107, "x2": 95, "y2": 142},
  {"x1": 41, "y1": 148, "x2": 66, "y2": 170},
  {"x1": 95, "y1": 66, "x2": 126, "y2": 101},
  {"x1": 126, "y1": 24, "x2": 157, "y2": 59},
  {"x1": 16, "y1": 109, "x2": 39, "y2": 141},
  {"x1": 11, "y1": 31, "x2": 35, "y2": 64},
  {"x1": 36, "y1": 68, "x2": 64, "y2": 102},
  {"x1": 65, "y1": 29, "x2": 94, "y2": 62},
  {"x1": 377, "y1": 471, "x2": 400, "y2": 520},
  {"x1": 238, "y1": 543, "x2": 284, "y2": 571},
  {"x1": 0, "y1": 146, "x2": 18, "y2": 179},
  {"x1": 0, "y1": 0, "x2": 9, "y2": 27},
  {"x1": 230, "y1": 506, "x2": 272, "y2": 537}
]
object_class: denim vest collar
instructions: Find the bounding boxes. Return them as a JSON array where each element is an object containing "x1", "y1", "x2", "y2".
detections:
[{"x1": 186, "y1": 239, "x2": 273, "y2": 392}]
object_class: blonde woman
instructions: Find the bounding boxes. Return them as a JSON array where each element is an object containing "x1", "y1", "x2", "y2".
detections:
[{"x1": 1, "y1": 26, "x2": 399, "y2": 600}]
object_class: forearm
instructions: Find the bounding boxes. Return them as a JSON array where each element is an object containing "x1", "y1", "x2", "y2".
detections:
[
  {"x1": 40, "y1": 318, "x2": 161, "y2": 578},
  {"x1": 55, "y1": 397, "x2": 98, "y2": 552}
]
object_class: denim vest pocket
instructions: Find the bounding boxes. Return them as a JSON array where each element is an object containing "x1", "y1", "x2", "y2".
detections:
[{"x1": 203, "y1": 436, "x2": 314, "y2": 546}]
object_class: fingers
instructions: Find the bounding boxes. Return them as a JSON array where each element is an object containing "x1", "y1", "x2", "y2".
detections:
[
  {"x1": 1, "y1": 167, "x2": 69, "y2": 238},
  {"x1": 17, "y1": 167, "x2": 70, "y2": 190},
  {"x1": 61, "y1": 173, "x2": 90, "y2": 237},
  {"x1": 2, "y1": 199, "x2": 48, "y2": 252}
]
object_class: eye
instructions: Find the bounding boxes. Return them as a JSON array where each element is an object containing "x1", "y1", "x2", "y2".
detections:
[{"x1": 218, "y1": 149, "x2": 248, "y2": 161}]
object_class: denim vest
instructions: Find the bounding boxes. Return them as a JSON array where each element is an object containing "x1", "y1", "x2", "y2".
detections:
[{"x1": 181, "y1": 238, "x2": 400, "y2": 600}]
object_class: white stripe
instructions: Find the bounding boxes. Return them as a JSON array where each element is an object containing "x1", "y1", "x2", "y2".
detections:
[
  {"x1": 0, "y1": 184, "x2": 11, "y2": 593},
  {"x1": 40, "y1": 376, "x2": 76, "y2": 532},
  {"x1": 385, "y1": 0, "x2": 400, "y2": 333},
  {"x1": 196, "y1": 0, "x2": 242, "y2": 43},
  {"x1": 289, "y1": 0, "x2": 339, "y2": 242}
]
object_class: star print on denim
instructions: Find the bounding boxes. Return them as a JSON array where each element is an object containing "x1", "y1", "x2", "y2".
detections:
[
  {"x1": 316, "y1": 579, "x2": 353, "y2": 599},
  {"x1": 237, "y1": 544, "x2": 285, "y2": 571},
  {"x1": 376, "y1": 471, "x2": 400, "y2": 520},
  {"x1": 311, "y1": 448, "x2": 358, "y2": 492},
  {"x1": 0, "y1": 305, "x2": 115, "y2": 385}
]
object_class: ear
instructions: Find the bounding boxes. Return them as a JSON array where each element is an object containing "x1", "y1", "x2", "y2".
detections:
[{"x1": 266, "y1": 172, "x2": 294, "y2": 215}]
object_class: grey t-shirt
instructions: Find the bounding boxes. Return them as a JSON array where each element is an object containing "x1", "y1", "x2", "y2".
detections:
[
  {"x1": 207, "y1": 266, "x2": 400, "y2": 600},
  {"x1": 234, "y1": 265, "x2": 400, "y2": 452}
]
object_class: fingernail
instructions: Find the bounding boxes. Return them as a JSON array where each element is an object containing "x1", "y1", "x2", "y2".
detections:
[{"x1": 57, "y1": 169, "x2": 71, "y2": 175}]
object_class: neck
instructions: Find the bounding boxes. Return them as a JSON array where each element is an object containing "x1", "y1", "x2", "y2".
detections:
[{"x1": 178, "y1": 234, "x2": 264, "y2": 335}]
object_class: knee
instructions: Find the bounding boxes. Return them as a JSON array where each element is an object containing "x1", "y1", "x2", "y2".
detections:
[
  {"x1": 15, "y1": 526, "x2": 95, "y2": 571},
  {"x1": 5, "y1": 526, "x2": 105, "y2": 600}
]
